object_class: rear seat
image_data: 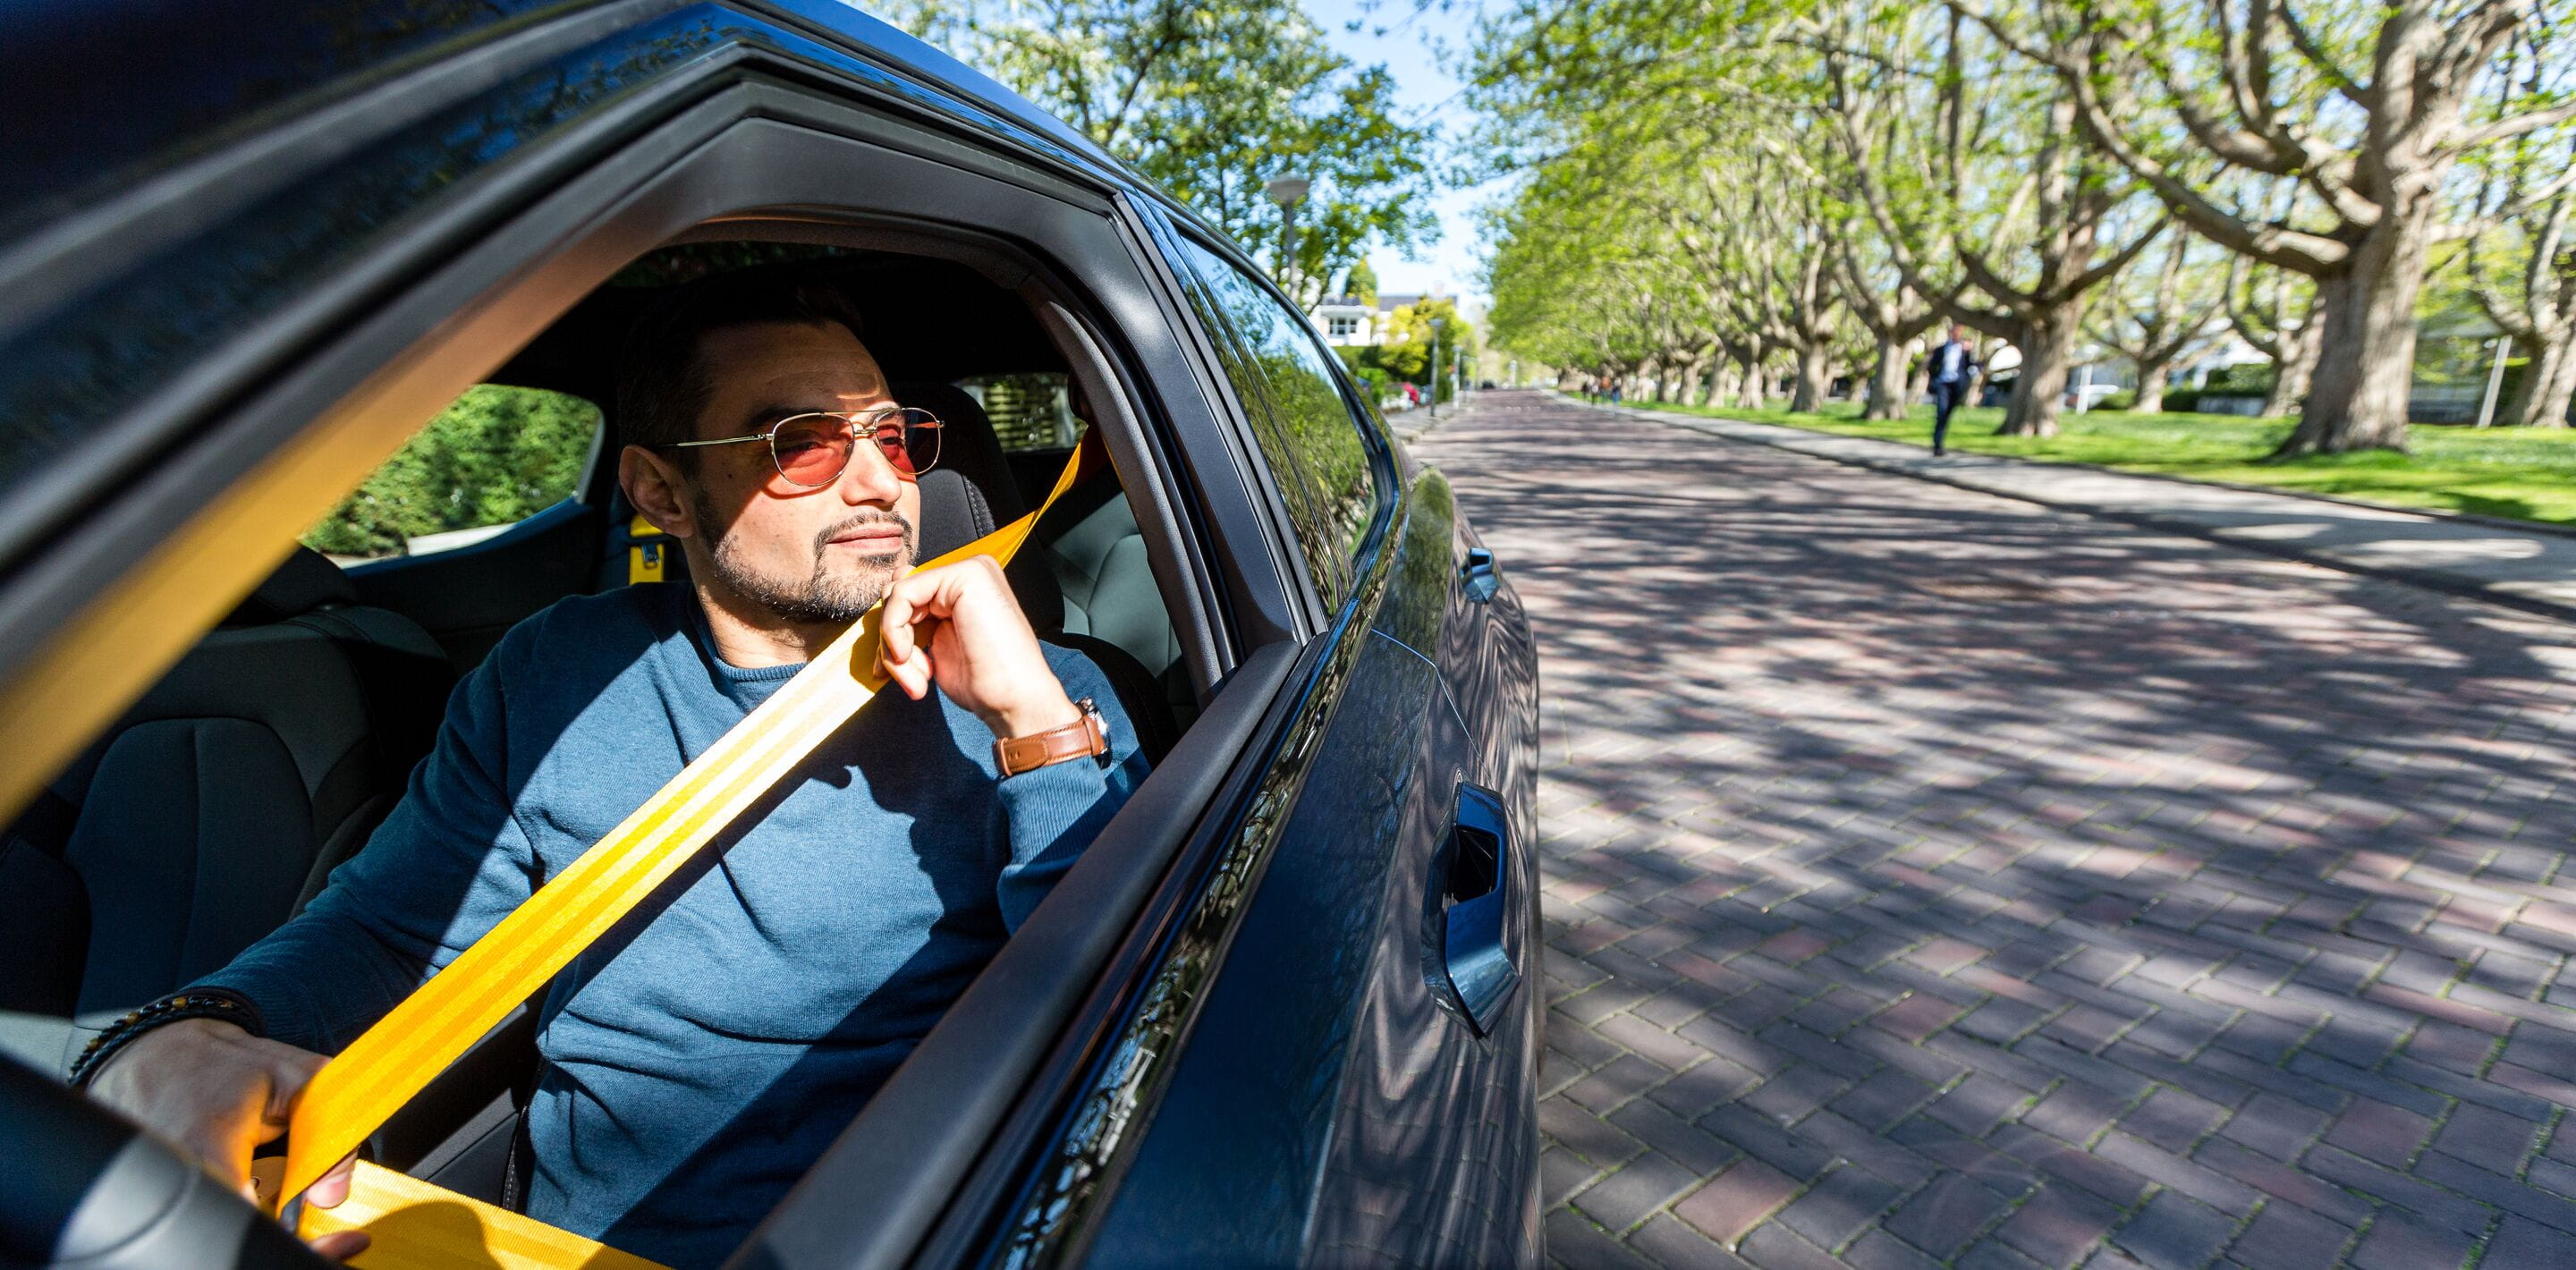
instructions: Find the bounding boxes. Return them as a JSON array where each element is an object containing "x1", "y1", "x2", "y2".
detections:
[{"x1": 0, "y1": 547, "x2": 453, "y2": 1076}]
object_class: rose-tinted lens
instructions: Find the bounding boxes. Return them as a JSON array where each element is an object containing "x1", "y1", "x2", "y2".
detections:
[
  {"x1": 772, "y1": 414, "x2": 853, "y2": 486},
  {"x1": 899, "y1": 409, "x2": 941, "y2": 476}
]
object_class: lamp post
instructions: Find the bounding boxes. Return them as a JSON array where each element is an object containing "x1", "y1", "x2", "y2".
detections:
[
  {"x1": 1429, "y1": 316, "x2": 1446, "y2": 419},
  {"x1": 1264, "y1": 174, "x2": 1310, "y2": 299}
]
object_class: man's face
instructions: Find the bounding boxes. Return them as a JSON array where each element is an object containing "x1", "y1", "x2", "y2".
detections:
[{"x1": 673, "y1": 320, "x2": 922, "y2": 625}]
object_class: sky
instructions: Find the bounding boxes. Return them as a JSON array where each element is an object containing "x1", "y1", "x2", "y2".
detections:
[{"x1": 1303, "y1": 0, "x2": 1504, "y2": 306}]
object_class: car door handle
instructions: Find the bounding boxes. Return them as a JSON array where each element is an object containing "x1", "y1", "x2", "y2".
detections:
[
  {"x1": 1423, "y1": 783, "x2": 1519, "y2": 1037},
  {"x1": 1460, "y1": 547, "x2": 1500, "y2": 603}
]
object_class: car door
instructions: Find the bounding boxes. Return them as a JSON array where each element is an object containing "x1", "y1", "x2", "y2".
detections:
[{"x1": 1011, "y1": 220, "x2": 1538, "y2": 1267}]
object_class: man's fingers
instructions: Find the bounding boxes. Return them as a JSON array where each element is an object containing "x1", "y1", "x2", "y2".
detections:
[
  {"x1": 306, "y1": 1152, "x2": 359, "y2": 1210},
  {"x1": 309, "y1": 1230, "x2": 371, "y2": 1263},
  {"x1": 883, "y1": 645, "x2": 932, "y2": 698}
]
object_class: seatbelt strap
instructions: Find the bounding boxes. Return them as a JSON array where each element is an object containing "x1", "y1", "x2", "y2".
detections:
[{"x1": 272, "y1": 434, "x2": 1106, "y2": 1244}]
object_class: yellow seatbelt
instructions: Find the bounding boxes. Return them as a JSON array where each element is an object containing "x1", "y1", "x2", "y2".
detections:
[{"x1": 269, "y1": 434, "x2": 1105, "y2": 1266}]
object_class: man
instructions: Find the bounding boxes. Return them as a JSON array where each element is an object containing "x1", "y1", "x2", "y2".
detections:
[
  {"x1": 80, "y1": 271, "x2": 1146, "y2": 1267},
  {"x1": 1925, "y1": 323, "x2": 1980, "y2": 456}
]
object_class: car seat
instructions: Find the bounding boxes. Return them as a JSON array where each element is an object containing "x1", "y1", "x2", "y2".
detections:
[{"x1": 0, "y1": 548, "x2": 453, "y2": 1076}]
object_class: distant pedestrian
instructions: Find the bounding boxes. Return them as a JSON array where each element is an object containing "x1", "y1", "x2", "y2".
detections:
[{"x1": 1924, "y1": 324, "x2": 1979, "y2": 456}]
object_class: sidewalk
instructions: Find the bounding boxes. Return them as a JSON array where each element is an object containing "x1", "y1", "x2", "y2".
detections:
[{"x1": 1601, "y1": 397, "x2": 2576, "y2": 624}]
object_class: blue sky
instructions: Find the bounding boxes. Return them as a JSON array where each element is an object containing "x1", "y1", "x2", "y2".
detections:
[{"x1": 1304, "y1": 0, "x2": 1502, "y2": 304}]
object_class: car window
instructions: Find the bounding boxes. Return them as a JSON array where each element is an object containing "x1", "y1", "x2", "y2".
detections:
[
  {"x1": 302, "y1": 384, "x2": 599, "y2": 562},
  {"x1": 1168, "y1": 237, "x2": 1380, "y2": 610},
  {"x1": 956, "y1": 372, "x2": 1082, "y2": 453}
]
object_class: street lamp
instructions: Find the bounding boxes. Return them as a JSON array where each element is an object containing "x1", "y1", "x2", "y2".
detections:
[
  {"x1": 1264, "y1": 174, "x2": 1310, "y2": 295},
  {"x1": 1429, "y1": 316, "x2": 1447, "y2": 419}
]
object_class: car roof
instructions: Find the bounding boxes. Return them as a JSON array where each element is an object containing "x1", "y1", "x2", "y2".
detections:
[{"x1": 0, "y1": 0, "x2": 1226, "y2": 251}]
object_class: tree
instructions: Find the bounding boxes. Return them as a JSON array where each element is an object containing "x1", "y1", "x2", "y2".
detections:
[
  {"x1": 2089, "y1": 233, "x2": 2226, "y2": 411},
  {"x1": 1970, "y1": 0, "x2": 2576, "y2": 453},
  {"x1": 1345, "y1": 257, "x2": 1380, "y2": 306},
  {"x1": 893, "y1": 0, "x2": 1438, "y2": 306},
  {"x1": 1835, "y1": 225, "x2": 1954, "y2": 420},
  {"x1": 1826, "y1": 8, "x2": 2162, "y2": 437},
  {"x1": 2462, "y1": 30, "x2": 2576, "y2": 428},
  {"x1": 2224, "y1": 255, "x2": 2323, "y2": 416}
]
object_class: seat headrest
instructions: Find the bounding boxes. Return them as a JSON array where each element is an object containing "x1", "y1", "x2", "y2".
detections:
[
  {"x1": 225, "y1": 547, "x2": 359, "y2": 626},
  {"x1": 894, "y1": 381, "x2": 1027, "y2": 526}
]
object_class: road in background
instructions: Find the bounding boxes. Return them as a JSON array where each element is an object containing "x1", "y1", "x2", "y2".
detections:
[{"x1": 1417, "y1": 391, "x2": 2576, "y2": 1269}]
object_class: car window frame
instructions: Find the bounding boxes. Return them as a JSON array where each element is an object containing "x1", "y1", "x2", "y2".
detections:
[{"x1": 0, "y1": 48, "x2": 1340, "y2": 1263}]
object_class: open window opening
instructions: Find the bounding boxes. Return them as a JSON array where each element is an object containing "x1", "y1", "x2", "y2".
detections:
[{"x1": 0, "y1": 224, "x2": 1228, "y2": 1263}]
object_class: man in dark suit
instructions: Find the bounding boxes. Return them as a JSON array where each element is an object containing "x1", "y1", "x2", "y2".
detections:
[{"x1": 1925, "y1": 324, "x2": 1979, "y2": 456}]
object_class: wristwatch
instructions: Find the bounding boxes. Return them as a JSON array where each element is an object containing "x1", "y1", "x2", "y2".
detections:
[{"x1": 996, "y1": 697, "x2": 1109, "y2": 776}]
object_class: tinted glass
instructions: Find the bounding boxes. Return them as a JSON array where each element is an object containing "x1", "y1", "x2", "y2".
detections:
[
  {"x1": 957, "y1": 372, "x2": 1083, "y2": 452},
  {"x1": 304, "y1": 385, "x2": 598, "y2": 560},
  {"x1": 1170, "y1": 238, "x2": 1380, "y2": 609}
]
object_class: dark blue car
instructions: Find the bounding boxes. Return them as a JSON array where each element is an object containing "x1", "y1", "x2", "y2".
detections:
[{"x1": 0, "y1": 3, "x2": 1540, "y2": 1266}]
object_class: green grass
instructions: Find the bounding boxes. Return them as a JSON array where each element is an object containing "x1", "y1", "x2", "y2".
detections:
[{"x1": 1649, "y1": 399, "x2": 2576, "y2": 527}]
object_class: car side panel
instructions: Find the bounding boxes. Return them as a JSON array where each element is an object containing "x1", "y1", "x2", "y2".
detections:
[{"x1": 1072, "y1": 468, "x2": 1538, "y2": 1267}]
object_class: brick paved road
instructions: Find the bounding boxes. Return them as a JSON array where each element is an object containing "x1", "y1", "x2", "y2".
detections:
[{"x1": 1415, "y1": 392, "x2": 2576, "y2": 1270}]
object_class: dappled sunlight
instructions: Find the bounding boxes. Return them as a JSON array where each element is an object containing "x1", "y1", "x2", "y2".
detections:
[{"x1": 1424, "y1": 392, "x2": 2576, "y2": 1267}]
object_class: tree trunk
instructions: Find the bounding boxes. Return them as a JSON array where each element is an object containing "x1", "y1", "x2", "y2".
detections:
[
  {"x1": 1996, "y1": 313, "x2": 2077, "y2": 437},
  {"x1": 2529, "y1": 336, "x2": 2576, "y2": 428},
  {"x1": 1791, "y1": 343, "x2": 1831, "y2": 412},
  {"x1": 2277, "y1": 206, "x2": 2436, "y2": 455},
  {"x1": 1907, "y1": 354, "x2": 1931, "y2": 408},
  {"x1": 1704, "y1": 364, "x2": 1732, "y2": 407},
  {"x1": 2500, "y1": 334, "x2": 2572, "y2": 428},
  {"x1": 1734, "y1": 348, "x2": 1767, "y2": 411},
  {"x1": 2131, "y1": 355, "x2": 2169, "y2": 413},
  {"x1": 2259, "y1": 307, "x2": 2322, "y2": 419},
  {"x1": 1865, "y1": 334, "x2": 1909, "y2": 419}
]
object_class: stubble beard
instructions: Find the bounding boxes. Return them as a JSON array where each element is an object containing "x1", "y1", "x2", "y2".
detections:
[{"x1": 699, "y1": 495, "x2": 917, "y2": 626}]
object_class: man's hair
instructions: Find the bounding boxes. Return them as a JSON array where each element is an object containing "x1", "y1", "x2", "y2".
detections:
[{"x1": 614, "y1": 268, "x2": 869, "y2": 454}]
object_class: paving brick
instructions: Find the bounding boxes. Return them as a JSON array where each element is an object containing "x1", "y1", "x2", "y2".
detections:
[
  {"x1": 1928, "y1": 1074, "x2": 2039, "y2": 1137},
  {"x1": 1885, "y1": 1173, "x2": 2014, "y2": 1259},
  {"x1": 2111, "y1": 1191, "x2": 2236, "y2": 1270},
  {"x1": 2022, "y1": 1081, "x2": 2131, "y2": 1146},
  {"x1": 1736, "y1": 1223, "x2": 1848, "y2": 1270},
  {"x1": 2430, "y1": 1102, "x2": 2541, "y2": 1176},
  {"x1": 1572, "y1": 1149, "x2": 1707, "y2": 1234},
  {"x1": 2321, "y1": 1099, "x2": 2436, "y2": 1162},
  {"x1": 1674, "y1": 1159, "x2": 1801, "y2": 1247},
  {"x1": 2214, "y1": 1092, "x2": 2330, "y2": 1161},
  {"x1": 1544, "y1": 1144, "x2": 1607, "y2": 1210},
  {"x1": 2220, "y1": 1202, "x2": 2351, "y2": 1270},
  {"x1": 1626, "y1": 1213, "x2": 1755, "y2": 1270},
  {"x1": 1995, "y1": 1183, "x2": 2123, "y2": 1270},
  {"x1": 2189, "y1": 1138, "x2": 2371, "y2": 1226},
  {"x1": 1773, "y1": 1164, "x2": 1904, "y2": 1251},
  {"x1": 1831, "y1": 1069, "x2": 1942, "y2": 1132},
  {"x1": 1545, "y1": 1207, "x2": 1659, "y2": 1270},
  {"x1": 2120, "y1": 1088, "x2": 2232, "y2": 1154},
  {"x1": 2347, "y1": 1214, "x2": 2478, "y2": 1270},
  {"x1": 1564, "y1": 1054, "x2": 1679, "y2": 1114},
  {"x1": 2483, "y1": 1215, "x2": 2576, "y2": 1268}
]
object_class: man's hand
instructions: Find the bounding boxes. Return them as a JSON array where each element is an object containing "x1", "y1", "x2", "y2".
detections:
[
  {"x1": 875, "y1": 555, "x2": 1080, "y2": 741},
  {"x1": 88, "y1": 1019, "x2": 367, "y2": 1261}
]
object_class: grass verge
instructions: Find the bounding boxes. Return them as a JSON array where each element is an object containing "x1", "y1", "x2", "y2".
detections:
[{"x1": 1646, "y1": 399, "x2": 2576, "y2": 527}]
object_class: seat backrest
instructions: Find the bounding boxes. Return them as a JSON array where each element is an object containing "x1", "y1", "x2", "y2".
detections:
[{"x1": 0, "y1": 548, "x2": 453, "y2": 1072}]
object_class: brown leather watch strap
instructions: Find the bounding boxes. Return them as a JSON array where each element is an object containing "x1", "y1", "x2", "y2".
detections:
[{"x1": 996, "y1": 697, "x2": 1108, "y2": 776}]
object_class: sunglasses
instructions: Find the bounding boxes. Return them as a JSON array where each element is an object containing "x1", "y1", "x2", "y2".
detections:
[{"x1": 662, "y1": 407, "x2": 944, "y2": 487}]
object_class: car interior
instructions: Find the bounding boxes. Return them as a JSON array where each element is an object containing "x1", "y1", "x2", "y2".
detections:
[{"x1": 0, "y1": 239, "x2": 1201, "y2": 1207}]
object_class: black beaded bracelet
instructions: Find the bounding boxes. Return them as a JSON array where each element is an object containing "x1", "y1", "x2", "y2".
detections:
[{"x1": 67, "y1": 989, "x2": 263, "y2": 1088}]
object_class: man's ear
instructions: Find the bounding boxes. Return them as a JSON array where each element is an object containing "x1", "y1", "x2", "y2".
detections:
[{"x1": 619, "y1": 445, "x2": 699, "y2": 541}]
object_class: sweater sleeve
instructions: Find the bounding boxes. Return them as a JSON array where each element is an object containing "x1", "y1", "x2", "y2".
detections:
[
  {"x1": 192, "y1": 639, "x2": 541, "y2": 1054},
  {"x1": 988, "y1": 648, "x2": 1148, "y2": 932}
]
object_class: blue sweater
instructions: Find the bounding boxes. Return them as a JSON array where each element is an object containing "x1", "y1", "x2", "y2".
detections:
[{"x1": 198, "y1": 584, "x2": 1144, "y2": 1266}]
